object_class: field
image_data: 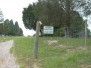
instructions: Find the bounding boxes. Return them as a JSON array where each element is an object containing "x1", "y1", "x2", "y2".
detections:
[
  {"x1": 10, "y1": 37, "x2": 91, "y2": 68},
  {"x1": 1, "y1": 36, "x2": 91, "y2": 68}
]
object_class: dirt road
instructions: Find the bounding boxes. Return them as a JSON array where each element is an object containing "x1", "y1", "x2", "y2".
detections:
[{"x1": 0, "y1": 40, "x2": 20, "y2": 68}]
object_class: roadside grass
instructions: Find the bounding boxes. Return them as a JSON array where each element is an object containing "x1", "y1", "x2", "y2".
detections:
[
  {"x1": 0, "y1": 36, "x2": 13, "y2": 42},
  {"x1": 12, "y1": 37, "x2": 34, "y2": 68},
  {"x1": 12, "y1": 37, "x2": 91, "y2": 68}
]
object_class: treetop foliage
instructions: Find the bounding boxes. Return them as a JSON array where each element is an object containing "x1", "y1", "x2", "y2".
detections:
[
  {"x1": 0, "y1": 19, "x2": 23, "y2": 36},
  {"x1": 22, "y1": 0, "x2": 91, "y2": 37}
]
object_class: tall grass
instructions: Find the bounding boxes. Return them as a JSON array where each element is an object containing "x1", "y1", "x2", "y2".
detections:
[{"x1": 12, "y1": 37, "x2": 91, "y2": 68}]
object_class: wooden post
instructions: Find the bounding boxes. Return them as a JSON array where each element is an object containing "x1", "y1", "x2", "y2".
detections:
[
  {"x1": 65, "y1": 29, "x2": 67, "y2": 37},
  {"x1": 85, "y1": 20, "x2": 87, "y2": 46},
  {"x1": 34, "y1": 21, "x2": 41, "y2": 59}
]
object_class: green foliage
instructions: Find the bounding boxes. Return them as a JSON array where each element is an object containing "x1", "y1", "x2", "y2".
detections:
[
  {"x1": 0, "y1": 9, "x2": 23, "y2": 36},
  {"x1": 71, "y1": 11, "x2": 85, "y2": 37},
  {"x1": 0, "y1": 9, "x2": 4, "y2": 22},
  {"x1": 22, "y1": 0, "x2": 90, "y2": 37},
  {"x1": 0, "y1": 23, "x2": 4, "y2": 35},
  {"x1": 22, "y1": 5, "x2": 36, "y2": 30},
  {"x1": 14, "y1": 21, "x2": 23, "y2": 36},
  {"x1": 0, "y1": 19, "x2": 23, "y2": 36},
  {"x1": 3, "y1": 19, "x2": 11, "y2": 35},
  {"x1": 8, "y1": 20, "x2": 15, "y2": 35}
]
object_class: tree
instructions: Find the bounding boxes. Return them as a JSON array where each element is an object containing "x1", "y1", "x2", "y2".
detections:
[
  {"x1": 73, "y1": 0, "x2": 91, "y2": 16},
  {"x1": 3, "y1": 19, "x2": 23, "y2": 36},
  {"x1": 57, "y1": 0, "x2": 91, "y2": 37},
  {"x1": 14, "y1": 21, "x2": 19, "y2": 35},
  {"x1": 8, "y1": 19, "x2": 15, "y2": 35},
  {"x1": 0, "y1": 9, "x2": 4, "y2": 35},
  {"x1": 22, "y1": 4, "x2": 36, "y2": 30},
  {"x1": 0, "y1": 23, "x2": 4, "y2": 35},
  {"x1": 14, "y1": 21, "x2": 23, "y2": 36},
  {"x1": 18, "y1": 28, "x2": 23, "y2": 36},
  {"x1": 3, "y1": 19, "x2": 10, "y2": 35},
  {"x1": 39, "y1": 0, "x2": 64, "y2": 27},
  {"x1": 0, "y1": 9, "x2": 4, "y2": 22},
  {"x1": 71, "y1": 11, "x2": 85, "y2": 37},
  {"x1": 22, "y1": 0, "x2": 65, "y2": 29},
  {"x1": 22, "y1": 0, "x2": 90, "y2": 37}
]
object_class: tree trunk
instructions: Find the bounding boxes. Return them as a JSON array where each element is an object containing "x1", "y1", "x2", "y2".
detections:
[
  {"x1": 66, "y1": 27, "x2": 71, "y2": 37},
  {"x1": 65, "y1": 0, "x2": 71, "y2": 37}
]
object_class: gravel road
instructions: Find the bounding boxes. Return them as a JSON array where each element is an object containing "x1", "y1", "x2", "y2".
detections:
[{"x1": 0, "y1": 40, "x2": 20, "y2": 68}]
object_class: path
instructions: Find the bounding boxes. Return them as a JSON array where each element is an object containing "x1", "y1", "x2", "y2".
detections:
[{"x1": 0, "y1": 40, "x2": 20, "y2": 68}]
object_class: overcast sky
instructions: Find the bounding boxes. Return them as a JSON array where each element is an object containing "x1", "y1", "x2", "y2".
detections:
[{"x1": 0, "y1": 0, "x2": 38, "y2": 36}]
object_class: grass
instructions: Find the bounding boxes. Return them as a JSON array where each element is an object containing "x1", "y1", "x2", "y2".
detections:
[
  {"x1": 0, "y1": 36, "x2": 13, "y2": 42},
  {"x1": 12, "y1": 37, "x2": 34, "y2": 68},
  {"x1": 11, "y1": 37, "x2": 91, "y2": 68}
]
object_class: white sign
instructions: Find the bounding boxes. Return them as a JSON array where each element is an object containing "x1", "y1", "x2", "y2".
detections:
[{"x1": 43, "y1": 26, "x2": 54, "y2": 34}]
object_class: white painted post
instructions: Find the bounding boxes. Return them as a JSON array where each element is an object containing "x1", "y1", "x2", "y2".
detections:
[{"x1": 34, "y1": 21, "x2": 41, "y2": 59}]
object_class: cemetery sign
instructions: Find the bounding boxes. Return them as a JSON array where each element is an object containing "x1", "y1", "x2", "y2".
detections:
[{"x1": 43, "y1": 26, "x2": 54, "y2": 34}]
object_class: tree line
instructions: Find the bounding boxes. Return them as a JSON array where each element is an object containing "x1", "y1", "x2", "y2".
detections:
[
  {"x1": 0, "y1": 19, "x2": 23, "y2": 36},
  {"x1": 22, "y1": 0, "x2": 91, "y2": 37}
]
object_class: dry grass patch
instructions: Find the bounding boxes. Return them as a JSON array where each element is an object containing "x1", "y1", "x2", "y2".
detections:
[
  {"x1": 32, "y1": 59, "x2": 41, "y2": 68},
  {"x1": 33, "y1": 63, "x2": 39, "y2": 68},
  {"x1": 67, "y1": 46, "x2": 87, "y2": 53},
  {"x1": 80, "y1": 64, "x2": 91, "y2": 68},
  {"x1": 47, "y1": 40, "x2": 58, "y2": 45}
]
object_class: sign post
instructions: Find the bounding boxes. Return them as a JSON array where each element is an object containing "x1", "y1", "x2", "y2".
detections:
[
  {"x1": 34, "y1": 21, "x2": 41, "y2": 59},
  {"x1": 85, "y1": 20, "x2": 87, "y2": 47}
]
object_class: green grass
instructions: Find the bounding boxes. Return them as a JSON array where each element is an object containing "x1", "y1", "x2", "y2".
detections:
[
  {"x1": 12, "y1": 37, "x2": 91, "y2": 68},
  {"x1": 0, "y1": 36, "x2": 13, "y2": 42},
  {"x1": 12, "y1": 37, "x2": 34, "y2": 68}
]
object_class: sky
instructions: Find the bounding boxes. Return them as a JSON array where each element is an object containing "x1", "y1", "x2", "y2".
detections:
[
  {"x1": 0, "y1": 0, "x2": 38, "y2": 36},
  {"x1": 87, "y1": 15, "x2": 91, "y2": 27}
]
